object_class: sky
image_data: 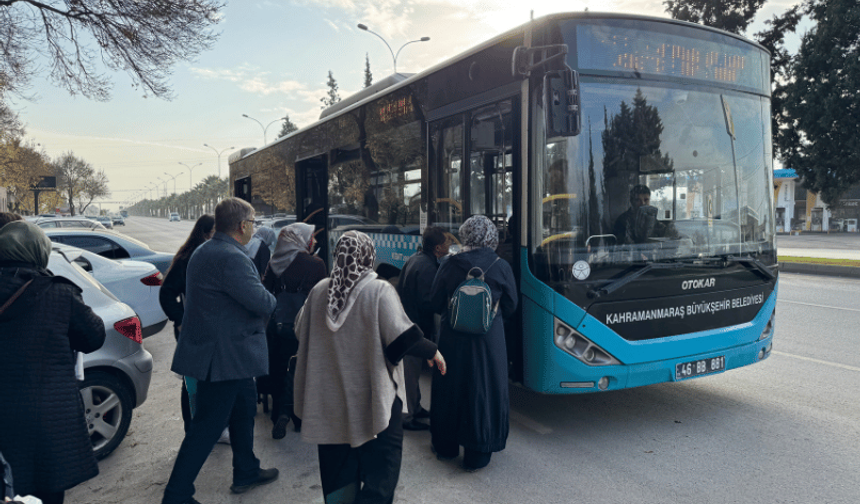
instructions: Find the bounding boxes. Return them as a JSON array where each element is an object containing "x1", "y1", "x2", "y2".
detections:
[{"x1": 10, "y1": 0, "x2": 804, "y2": 212}]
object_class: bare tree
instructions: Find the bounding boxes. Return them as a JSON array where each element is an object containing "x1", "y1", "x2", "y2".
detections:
[
  {"x1": 0, "y1": 0, "x2": 223, "y2": 100},
  {"x1": 53, "y1": 152, "x2": 109, "y2": 215},
  {"x1": 75, "y1": 168, "x2": 110, "y2": 215}
]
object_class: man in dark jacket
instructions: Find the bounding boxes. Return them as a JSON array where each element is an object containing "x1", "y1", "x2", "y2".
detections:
[
  {"x1": 396, "y1": 226, "x2": 449, "y2": 430},
  {"x1": 162, "y1": 198, "x2": 278, "y2": 504}
]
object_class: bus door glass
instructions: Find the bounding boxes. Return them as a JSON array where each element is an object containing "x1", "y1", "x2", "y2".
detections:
[
  {"x1": 430, "y1": 116, "x2": 464, "y2": 241},
  {"x1": 297, "y1": 155, "x2": 329, "y2": 265},
  {"x1": 469, "y1": 100, "x2": 514, "y2": 263}
]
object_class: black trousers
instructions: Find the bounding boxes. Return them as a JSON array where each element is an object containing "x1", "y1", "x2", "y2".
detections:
[
  {"x1": 402, "y1": 355, "x2": 422, "y2": 423},
  {"x1": 162, "y1": 378, "x2": 261, "y2": 504},
  {"x1": 317, "y1": 398, "x2": 403, "y2": 504},
  {"x1": 31, "y1": 491, "x2": 64, "y2": 504}
]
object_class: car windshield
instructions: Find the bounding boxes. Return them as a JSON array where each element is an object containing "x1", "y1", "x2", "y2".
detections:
[{"x1": 531, "y1": 82, "x2": 775, "y2": 286}]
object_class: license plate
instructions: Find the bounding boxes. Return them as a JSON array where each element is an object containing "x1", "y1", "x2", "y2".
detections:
[{"x1": 675, "y1": 356, "x2": 725, "y2": 380}]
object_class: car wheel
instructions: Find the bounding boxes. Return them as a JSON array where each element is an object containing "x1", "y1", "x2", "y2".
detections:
[{"x1": 79, "y1": 371, "x2": 133, "y2": 460}]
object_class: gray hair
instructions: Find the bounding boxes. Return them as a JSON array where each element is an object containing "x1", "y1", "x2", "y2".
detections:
[{"x1": 215, "y1": 197, "x2": 254, "y2": 233}]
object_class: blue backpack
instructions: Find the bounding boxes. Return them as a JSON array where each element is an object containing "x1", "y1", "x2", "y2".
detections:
[{"x1": 448, "y1": 258, "x2": 500, "y2": 334}]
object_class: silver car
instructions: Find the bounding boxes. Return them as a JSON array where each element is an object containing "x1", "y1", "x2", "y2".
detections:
[
  {"x1": 34, "y1": 217, "x2": 107, "y2": 231},
  {"x1": 49, "y1": 247, "x2": 153, "y2": 460}
]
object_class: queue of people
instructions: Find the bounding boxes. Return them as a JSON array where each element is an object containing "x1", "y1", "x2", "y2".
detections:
[{"x1": 0, "y1": 202, "x2": 519, "y2": 504}]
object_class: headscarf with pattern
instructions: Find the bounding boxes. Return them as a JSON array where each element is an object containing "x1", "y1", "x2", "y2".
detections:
[
  {"x1": 458, "y1": 215, "x2": 499, "y2": 252},
  {"x1": 268, "y1": 223, "x2": 314, "y2": 277},
  {"x1": 326, "y1": 230, "x2": 376, "y2": 327}
]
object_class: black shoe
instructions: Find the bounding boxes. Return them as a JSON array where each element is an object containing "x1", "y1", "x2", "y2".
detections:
[
  {"x1": 431, "y1": 444, "x2": 457, "y2": 461},
  {"x1": 414, "y1": 407, "x2": 430, "y2": 419},
  {"x1": 181, "y1": 499, "x2": 203, "y2": 504},
  {"x1": 402, "y1": 419, "x2": 430, "y2": 431},
  {"x1": 230, "y1": 468, "x2": 279, "y2": 494},
  {"x1": 272, "y1": 415, "x2": 290, "y2": 440}
]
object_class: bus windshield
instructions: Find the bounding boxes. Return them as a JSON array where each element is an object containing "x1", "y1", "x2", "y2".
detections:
[{"x1": 531, "y1": 82, "x2": 775, "y2": 286}]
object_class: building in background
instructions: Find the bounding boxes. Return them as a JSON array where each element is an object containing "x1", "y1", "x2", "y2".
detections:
[{"x1": 774, "y1": 169, "x2": 860, "y2": 233}]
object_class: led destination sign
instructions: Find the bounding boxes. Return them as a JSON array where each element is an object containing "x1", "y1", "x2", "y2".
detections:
[{"x1": 574, "y1": 22, "x2": 768, "y2": 93}]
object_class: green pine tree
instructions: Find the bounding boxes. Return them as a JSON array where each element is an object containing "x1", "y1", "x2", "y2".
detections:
[
  {"x1": 320, "y1": 70, "x2": 341, "y2": 109},
  {"x1": 277, "y1": 114, "x2": 299, "y2": 138},
  {"x1": 364, "y1": 53, "x2": 373, "y2": 88}
]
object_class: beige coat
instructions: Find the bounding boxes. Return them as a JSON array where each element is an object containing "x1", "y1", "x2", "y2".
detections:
[{"x1": 293, "y1": 273, "x2": 413, "y2": 447}]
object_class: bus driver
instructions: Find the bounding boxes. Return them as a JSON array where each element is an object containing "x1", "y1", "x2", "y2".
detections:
[{"x1": 613, "y1": 184, "x2": 678, "y2": 245}]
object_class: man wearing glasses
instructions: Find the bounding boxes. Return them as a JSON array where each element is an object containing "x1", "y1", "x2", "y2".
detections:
[{"x1": 163, "y1": 198, "x2": 279, "y2": 504}]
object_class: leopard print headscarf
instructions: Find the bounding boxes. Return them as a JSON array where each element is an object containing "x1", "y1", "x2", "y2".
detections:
[
  {"x1": 327, "y1": 230, "x2": 376, "y2": 324},
  {"x1": 459, "y1": 215, "x2": 499, "y2": 252}
]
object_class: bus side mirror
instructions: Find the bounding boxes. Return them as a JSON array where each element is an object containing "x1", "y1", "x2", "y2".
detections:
[{"x1": 545, "y1": 68, "x2": 581, "y2": 137}]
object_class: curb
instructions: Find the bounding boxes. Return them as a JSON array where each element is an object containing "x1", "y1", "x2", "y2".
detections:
[{"x1": 778, "y1": 261, "x2": 860, "y2": 279}]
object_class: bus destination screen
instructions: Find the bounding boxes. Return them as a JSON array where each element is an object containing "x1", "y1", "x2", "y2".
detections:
[{"x1": 573, "y1": 21, "x2": 768, "y2": 93}]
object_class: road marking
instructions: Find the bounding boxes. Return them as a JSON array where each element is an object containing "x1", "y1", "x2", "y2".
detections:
[
  {"x1": 772, "y1": 351, "x2": 860, "y2": 372},
  {"x1": 780, "y1": 300, "x2": 860, "y2": 313},
  {"x1": 510, "y1": 410, "x2": 553, "y2": 435}
]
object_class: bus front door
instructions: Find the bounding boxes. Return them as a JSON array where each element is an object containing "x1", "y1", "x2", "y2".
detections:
[{"x1": 297, "y1": 155, "x2": 329, "y2": 267}]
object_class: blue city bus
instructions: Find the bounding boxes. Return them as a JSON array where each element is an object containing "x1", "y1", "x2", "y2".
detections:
[{"x1": 229, "y1": 12, "x2": 777, "y2": 393}]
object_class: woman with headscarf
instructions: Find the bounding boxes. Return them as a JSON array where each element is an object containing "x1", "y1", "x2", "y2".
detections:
[
  {"x1": 246, "y1": 226, "x2": 277, "y2": 277},
  {"x1": 0, "y1": 221, "x2": 106, "y2": 504},
  {"x1": 159, "y1": 214, "x2": 216, "y2": 434},
  {"x1": 293, "y1": 231, "x2": 447, "y2": 504},
  {"x1": 261, "y1": 223, "x2": 327, "y2": 438},
  {"x1": 427, "y1": 215, "x2": 517, "y2": 472}
]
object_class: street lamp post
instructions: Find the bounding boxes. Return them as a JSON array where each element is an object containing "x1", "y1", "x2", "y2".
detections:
[
  {"x1": 164, "y1": 172, "x2": 180, "y2": 195},
  {"x1": 241, "y1": 114, "x2": 286, "y2": 146},
  {"x1": 179, "y1": 162, "x2": 202, "y2": 191},
  {"x1": 357, "y1": 23, "x2": 430, "y2": 74},
  {"x1": 157, "y1": 177, "x2": 168, "y2": 197},
  {"x1": 203, "y1": 144, "x2": 235, "y2": 178}
]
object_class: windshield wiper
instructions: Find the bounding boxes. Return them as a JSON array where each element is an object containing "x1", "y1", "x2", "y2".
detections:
[
  {"x1": 680, "y1": 255, "x2": 776, "y2": 280},
  {"x1": 725, "y1": 255, "x2": 776, "y2": 280},
  {"x1": 588, "y1": 261, "x2": 689, "y2": 299}
]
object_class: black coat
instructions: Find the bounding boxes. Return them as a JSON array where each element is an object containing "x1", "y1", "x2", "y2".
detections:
[
  {"x1": 395, "y1": 250, "x2": 439, "y2": 340},
  {"x1": 159, "y1": 254, "x2": 190, "y2": 339},
  {"x1": 428, "y1": 248, "x2": 517, "y2": 453},
  {"x1": 0, "y1": 264, "x2": 106, "y2": 495},
  {"x1": 258, "y1": 252, "x2": 328, "y2": 397}
]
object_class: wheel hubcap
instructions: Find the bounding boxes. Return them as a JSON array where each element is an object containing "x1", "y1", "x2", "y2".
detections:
[{"x1": 79, "y1": 384, "x2": 123, "y2": 451}]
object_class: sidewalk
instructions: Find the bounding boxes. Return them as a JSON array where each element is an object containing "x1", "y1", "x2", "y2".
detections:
[{"x1": 777, "y1": 233, "x2": 860, "y2": 278}]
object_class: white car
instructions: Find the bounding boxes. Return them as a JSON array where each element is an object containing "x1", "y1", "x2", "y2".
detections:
[
  {"x1": 53, "y1": 243, "x2": 169, "y2": 338},
  {"x1": 48, "y1": 247, "x2": 153, "y2": 460}
]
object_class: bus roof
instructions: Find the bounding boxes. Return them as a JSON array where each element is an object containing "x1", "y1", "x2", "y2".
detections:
[{"x1": 229, "y1": 12, "x2": 769, "y2": 165}]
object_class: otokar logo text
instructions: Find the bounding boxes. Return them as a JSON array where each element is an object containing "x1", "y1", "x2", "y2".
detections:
[{"x1": 681, "y1": 278, "x2": 715, "y2": 290}]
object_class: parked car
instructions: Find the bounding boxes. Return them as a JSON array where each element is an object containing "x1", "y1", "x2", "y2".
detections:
[
  {"x1": 54, "y1": 243, "x2": 168, "y2": 338},
  {"x1": 96, "y1": 216, "x2": 114, "y2": 229},
  {"x1": 48, "y1": 246, "x2": 153, "y2": 460},
  {"x1": 44, "y1": 229, "x2": 175, "y2": 274},
  {"x1": 169, "y1": 212, "x2": 180, "y2": 222},
  {"x1": 112, "y1": 215, "x2": 125, "y2": 226},
  {"x1": 34, "y1": 217, "x2": 107, "y2": 230}
]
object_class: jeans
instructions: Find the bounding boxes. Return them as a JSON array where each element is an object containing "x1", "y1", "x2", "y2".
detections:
[{"x1": 162, "y1": 378, "x2": 261, "y2": 504}]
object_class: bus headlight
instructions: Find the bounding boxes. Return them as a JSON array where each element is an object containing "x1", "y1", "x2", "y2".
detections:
[
  {"x1": 554, "y1": 318, "x2": 620, "y2": 366},
  {"x1": 759, "y1": 309, "x2": 775, "y2": 340}
]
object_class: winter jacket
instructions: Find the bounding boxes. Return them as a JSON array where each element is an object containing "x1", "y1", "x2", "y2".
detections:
[{"x1": 0, "y1": 264, "x2": 106, "y2": 495}]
